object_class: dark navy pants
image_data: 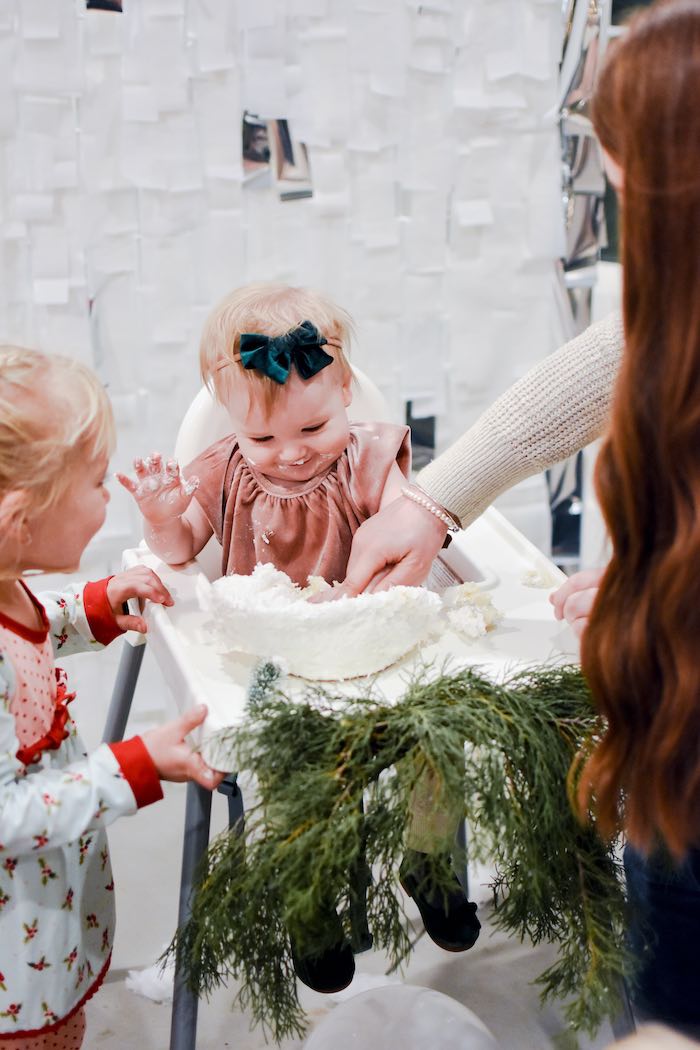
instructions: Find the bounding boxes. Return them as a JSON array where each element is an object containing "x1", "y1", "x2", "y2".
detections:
[{"x1": 625, "y1": 843, "x2": 700, "y2": 1035}]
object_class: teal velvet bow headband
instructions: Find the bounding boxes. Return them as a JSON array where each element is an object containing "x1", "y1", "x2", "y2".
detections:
[{"x1": 236, "y1": 321, "x2": 339, "y2": 385}]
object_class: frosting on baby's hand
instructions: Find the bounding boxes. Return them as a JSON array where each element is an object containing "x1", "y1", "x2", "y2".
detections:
[{"x1": 116, "y1": 452, "x2": 199, "y2": 524}]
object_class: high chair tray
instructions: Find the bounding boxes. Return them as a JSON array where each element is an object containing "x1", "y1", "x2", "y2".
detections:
[{"x1": 122, "y1": 507, "x2": 576, "y2": 768}]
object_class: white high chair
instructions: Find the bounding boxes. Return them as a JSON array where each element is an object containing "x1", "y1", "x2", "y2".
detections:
[
  {"x1": 101, "y1": 366, "x2": 401, "y2": 1050},
  {"x1": 102, "y1": 369, "x2": 631, "y2": 1048}
]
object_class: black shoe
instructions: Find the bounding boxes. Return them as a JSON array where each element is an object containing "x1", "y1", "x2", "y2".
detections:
[
  {"x1": 289, "y1": 907, "x2": 355, "y2": 993},
  {"x1": 399, "y1": 850, "x2": 481, "y2": 952}
]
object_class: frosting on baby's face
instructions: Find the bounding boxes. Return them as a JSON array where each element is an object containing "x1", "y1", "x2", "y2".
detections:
[{"x1": 227, "y1": 366, "x2": 353, "y2": 485}]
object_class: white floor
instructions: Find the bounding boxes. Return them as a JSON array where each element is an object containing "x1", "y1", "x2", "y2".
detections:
[{"x1": 52, "y1": 625, "x2": 628, "y2": 1050}]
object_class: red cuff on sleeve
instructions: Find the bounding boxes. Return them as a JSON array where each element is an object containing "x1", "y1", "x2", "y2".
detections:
[
  {"x1": 109, "y1": 736, "x2": 163, "y2": 808},
  {"x1": 83, "y1": 577, "x2": 124, "y2": 646}
]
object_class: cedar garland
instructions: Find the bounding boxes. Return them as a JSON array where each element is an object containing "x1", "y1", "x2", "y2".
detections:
[{"x1": 167, "y1": 661, "x2": 631, "y2": 1042}]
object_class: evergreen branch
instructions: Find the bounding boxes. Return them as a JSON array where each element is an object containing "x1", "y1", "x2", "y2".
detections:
[{"x1": 168, "y1": 661, "x2": 631, "y2": 1042}]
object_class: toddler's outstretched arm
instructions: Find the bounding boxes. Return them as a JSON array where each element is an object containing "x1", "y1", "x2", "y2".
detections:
[{"x1": 117, "y1": 452, "x2": 214, "y2": 566}]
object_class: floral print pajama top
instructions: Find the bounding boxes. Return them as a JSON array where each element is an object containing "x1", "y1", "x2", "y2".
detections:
[{"x1": 0, "y1": 580, "x2": 162, "y2": 1041}]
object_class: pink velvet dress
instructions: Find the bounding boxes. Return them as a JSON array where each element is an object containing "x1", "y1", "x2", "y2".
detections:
[{"x1": 186, "y1": 422, "x2": 411, "y2": 586}]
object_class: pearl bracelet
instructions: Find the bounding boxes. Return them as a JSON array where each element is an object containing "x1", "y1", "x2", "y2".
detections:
[{"x1": 401, "y1": 485, "x2": 460, "y2": 532}]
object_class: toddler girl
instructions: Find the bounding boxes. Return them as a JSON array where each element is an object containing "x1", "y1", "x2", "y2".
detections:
[
  {"x1": 0, "y1": 346, "x2": 222, "y2": 1049},
  {"x1": 120, "y1": 282, "x2": 479, "y2": 992}
]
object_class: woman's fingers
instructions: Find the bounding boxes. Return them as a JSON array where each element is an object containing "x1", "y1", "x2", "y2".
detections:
[
  {"x1": 560, "y1": 587, "x2": 598, "y2": 627},
  {"x1": 366, "y1": 557, "x2": 434, "y2": 593},
  {"x1": 339, "y1": 497, "x2": 446, "y2": 596},
  {"x1": 570, "y1": 615, "x2": 590, "y2": 639},
  {"x1": 550, "y1": 568, "x2": 605, "y2": 620}
]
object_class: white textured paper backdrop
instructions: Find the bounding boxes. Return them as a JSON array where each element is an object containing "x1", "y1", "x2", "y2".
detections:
[{"x1": 0, "y1": 0, "x2": 566, "y2": 558}]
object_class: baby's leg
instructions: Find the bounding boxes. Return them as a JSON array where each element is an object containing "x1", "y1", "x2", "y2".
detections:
[
  {"x1": 401, "y1": 760, "x2": 480, "y2": 952},
  {"x1": 405, "y1": 763, "x2": 463, "y2": 853},
  {"x1": 267, "y1": 799, "x2": 355, "y2": 994},
  {"x1": 2, "y1": 1007, "x2": 86, "y2": 1049}
]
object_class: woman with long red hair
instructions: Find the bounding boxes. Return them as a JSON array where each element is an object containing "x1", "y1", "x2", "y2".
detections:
[{"x1": 571, "y1": 0, "x2": 700, "y2": 1032}]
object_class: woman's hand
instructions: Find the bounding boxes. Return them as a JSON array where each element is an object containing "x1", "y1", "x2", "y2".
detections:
[
  {"x1": 550, "y1": 568, "x2": 605, "y2": 639},
  {"x1": 142, "y1": 705, "x2": 226, "y2": 790},
  {"x1": 334, "y1": 495, "x2": 448, "y2": 596},
  {"x1": 116, "y1": 452, "x2": 199, "y2": 526},
  {"x1": 106, "y1": 566, "x2": 174, "y2": 634}
]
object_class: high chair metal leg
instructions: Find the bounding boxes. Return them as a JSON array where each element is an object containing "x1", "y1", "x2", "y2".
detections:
[
  {"x1": 169, "y1": 776, "x2": 245, "y2": 1050},
  {"x1": 609, "y1": 977, "x2": 636, "y2": 1039},
  {"x1": 102, "y1": 639, "x2": 146, "y2": 743},
  {"x1": 455, "y1": 818, "x2": 470, "y2": 898},
  {"x1": 218, "y1": 774, "x2": 245, "y2": 834},
  {"x1": 348, "y1": 798, "x2": 373, "y2": 954},
  {"x1": 170, "y1": 782, "x2": 213, "y2": 1050}
]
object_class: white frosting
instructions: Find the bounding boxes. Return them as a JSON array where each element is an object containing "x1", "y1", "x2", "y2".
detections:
[
  {"x1": 200, "y1": 564, "x2": 502, "y2": 681},
  {"x1": 520, "y1": 566, "x2": 560, "y2": 589},
  {"x1": 202, "y1": 563, "x2": 442, "y2": 680},
  {"x1": 442, "y1": 582, "x2": 502, "y2": 640}
]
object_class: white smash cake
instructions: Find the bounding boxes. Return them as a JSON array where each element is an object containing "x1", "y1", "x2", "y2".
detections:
[{"x1": 199, "y1": 563, "x2": 502, "y2": 681}]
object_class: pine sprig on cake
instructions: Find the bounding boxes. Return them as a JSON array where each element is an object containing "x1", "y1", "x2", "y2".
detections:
[{"x1": 166, "y1": 662, "x2": 631, "y2": 1042}]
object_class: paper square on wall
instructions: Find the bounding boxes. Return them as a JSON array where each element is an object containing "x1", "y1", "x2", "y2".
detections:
[
  {"x1": 33, "y1": 279, "x2": 69, "y2": 305},
  {"x1": 454, "y1": 199, "x2": 494, "y2": 227},
  {"x1": 20, "y1": 0, "x2": 61, "y2": 40}
]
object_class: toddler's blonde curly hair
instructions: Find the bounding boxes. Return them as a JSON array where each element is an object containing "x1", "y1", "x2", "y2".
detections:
[{"x1": 0, "y1": 346, "x2": 115, "y2": 522}]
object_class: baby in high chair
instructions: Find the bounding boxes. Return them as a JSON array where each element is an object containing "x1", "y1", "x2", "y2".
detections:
[
  {"x1": 120, "y1": 283, "x2": 409, "y2": 584},
  {"x1": 120, "y1": 282, "x2": 479, "y2": 991}
]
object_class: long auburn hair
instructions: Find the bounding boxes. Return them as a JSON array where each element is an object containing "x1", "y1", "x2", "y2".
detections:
[{"x1": 578, "y1": 0, "x2": 700, "y2": 858}]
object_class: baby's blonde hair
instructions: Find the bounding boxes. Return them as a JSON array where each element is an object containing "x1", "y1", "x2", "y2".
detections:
[
  {"x1": 0, "y1": 346, "x2": 115, "y2": 519},
  {"x1": 200, "y1": 282, "x2": 354, "y2": 414}
]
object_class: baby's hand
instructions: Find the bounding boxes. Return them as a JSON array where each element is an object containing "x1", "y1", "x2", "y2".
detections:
[
  {"x1": 116, "y1": 452, "x2": 199, "y2": 526},
  {"x1": 106, "y1": 566, "x2": 174, "y2": 634},
  {"x1": 141, "y1": 705, "x2": 225, "y2": 790}
]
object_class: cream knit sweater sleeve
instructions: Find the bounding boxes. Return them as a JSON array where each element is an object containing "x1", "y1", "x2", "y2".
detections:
[{"x1": 416, "y1": 312, "x2": 624, "y2": 527}]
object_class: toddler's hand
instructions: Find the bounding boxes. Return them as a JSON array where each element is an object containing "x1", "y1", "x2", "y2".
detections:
[
  {"x1": 116, "y1": 452, "x2": 199, "y2": 526},
  {"x1": 142, "y1": 705, "x2": 225, "y2": 790},
  {"x1": 106, "y1": 566, "x2": 174, "y2": 634}
]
